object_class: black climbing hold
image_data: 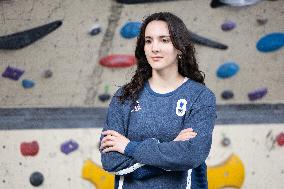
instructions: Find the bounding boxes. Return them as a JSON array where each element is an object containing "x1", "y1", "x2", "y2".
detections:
[
  {"x1": 89, "y1": 25, "x2": 101, "y2": 36},
  {"x1": 99, "y1": 94, "x2": 111, "y2": 102},
  {"x1": 98, "y1": 85, "x2": 111, "y2": 102},
  {"x1": 117, "y1": 0, "x2": 176, "y2": 4},
  {"x1": 0, "y1": 20, "x2": 62, "y2": 50},
  {"x1": 221, "y1": 90, "x2": 234, "y2": 100},
  {"x1": 30, "y1": 172, "x2": 44, "y2": 187},
  {"x1": 43, "y1": 70, "x2": 53, "y2": 78}
]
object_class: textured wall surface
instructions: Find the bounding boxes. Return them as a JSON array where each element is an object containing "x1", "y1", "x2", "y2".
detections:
[{"x1": 0, "y1": 0, "x2": 283, "y2": 107}]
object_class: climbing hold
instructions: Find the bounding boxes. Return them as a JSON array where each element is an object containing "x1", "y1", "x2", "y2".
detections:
[
  {"x1": 217, "y1": 62, "x2": 239, "y2": 79},
  {"x1": 276, "y1": 132, "x2": 284, "y2": 146},
  {"x1": 99, "y1": 54, "x2": 136, "y2": 68},
  {"x1": 60, "y1": 139, "x2": 79, "y2": 155},
  {"x1": 22, "y1": 79, "x2": 35, "y2": 89},
  {"x1": 89, "y1": 24, "x2": 101, "y2": 36},
  {"x1": 221, "y1": 90, "x2": 234, "y2": 100},
  {"x1": 256, "y1": 17, "x2": 268, "y2": 25},
  {"x1": 211, "y1": 0, "x2": 261, "y2": 8},
  {"x1": 189, "y1": 30, "x2": 228, "y2": 50},
  {"x1": 99, "y1": 85, "x2": 111, "y2": 102},
  {"x1": 43, "y1": 70, "x2": 53, "y2": 78},
  {"x1": 120, "y1": 22, "x2": 142, "y2": 39},
  {"x1": 20, "y1": 141, "x2": 39, "y2": 156},
  {"x1": 256, "y1": 33, "x2": 284, "y2": 52},
  {"x1": 208, "y1": 154, "x2": 245, "y2": 189},
  {"x1": 248, "y1": 88, "x2": 268, "y2": 101},
  {"x1": 99, "y1": 94, "x2": 111, "y2": 102},
  {"x1": 30, "y1": 172, "x2": 44, "y2": 187},
  {"x1": 117, "y1": 0, "x2": 177, "y2": 4},
  {"x1": 0, "y1": 20, "x2": 62, "y2": 50},
  {"x1": 2, "y1": 66, "x2": 24, "y2": 81},
  {"x1": 82, "y1": 159, "x2": 115, "y2": 189},
  {"x1": 210, "y1": 0, "x2": 226, "y2": 8},
  {"x1": 222, "y1": 137, "x2": 231, "y2": 147},
  {"x1": 221, "y1": 21, "x2": 236, "y2": 31}
]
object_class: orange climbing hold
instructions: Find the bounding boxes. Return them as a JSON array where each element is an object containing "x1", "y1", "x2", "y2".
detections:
[
  {"x1": 82, "y1": 159, "x2": 115, "y2": 189},
  {"x1": 207, "y1": 154, "x2": 245, "y2": 189}
]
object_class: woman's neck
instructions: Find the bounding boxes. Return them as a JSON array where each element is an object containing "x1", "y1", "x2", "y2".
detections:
[{"x1": 149, "y1": 71, "x2": 185, "y2": 94}]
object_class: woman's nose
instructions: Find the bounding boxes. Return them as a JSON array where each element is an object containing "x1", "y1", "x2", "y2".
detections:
[{"x1": 151, "y1": 41, "x2": 160, "y2": 53}]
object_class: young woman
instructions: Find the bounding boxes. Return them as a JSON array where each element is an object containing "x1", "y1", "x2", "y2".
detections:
[{"x1": 100, "y1": 12, "x2": 217, "y2": 189}]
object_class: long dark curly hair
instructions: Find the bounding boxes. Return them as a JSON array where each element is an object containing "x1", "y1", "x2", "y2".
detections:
[{"x1": 118, "y1": 12, "x2": 205, "y2": 103}]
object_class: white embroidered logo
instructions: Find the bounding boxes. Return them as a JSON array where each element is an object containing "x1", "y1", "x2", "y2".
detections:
[
  {"x1": 176, "y1": 99, "x2": 187, "y2": 116},
  {"x1": 131, "y1": 101, "x2": 141, "y2": 112}
]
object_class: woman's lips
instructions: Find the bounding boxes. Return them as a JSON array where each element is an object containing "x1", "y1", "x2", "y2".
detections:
[{"x1": 151, "y1": 57, "x2": 163, "y2": 61}]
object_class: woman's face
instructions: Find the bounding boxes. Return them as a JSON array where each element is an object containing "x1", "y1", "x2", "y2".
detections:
[{"x1": 144, "y1": 20, "x2": 180, "y2": 72}]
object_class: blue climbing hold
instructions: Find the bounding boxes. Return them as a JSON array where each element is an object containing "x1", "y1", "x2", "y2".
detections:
[
  {"x1": 22, "y1": 79, "x2": 35, "y2": 89},
  {"x1": 217, "y1": 62, "x2": 239, "y2": 79},
  {"x1": 256, "y1": 33, "x2": 284, "y2": 53},
  {"x1": 120, "y1": 22, "x2": 142, "y2": 39}
]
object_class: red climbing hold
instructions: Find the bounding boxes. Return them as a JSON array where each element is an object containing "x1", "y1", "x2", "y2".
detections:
[
  {"x1": 20, "y1": 141, "x2": 39, "y2": 156},
  {"x1": 276, "y1": 132, "x2": 284, "y2": 146},
  {"x1": 99, "y1": 54, "x2": 136, "y2": 68}
]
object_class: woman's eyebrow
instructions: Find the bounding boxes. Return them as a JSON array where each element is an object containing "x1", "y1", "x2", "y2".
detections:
[{"x1": 145, "y1": 35, "x2": 171, "y2": 39}]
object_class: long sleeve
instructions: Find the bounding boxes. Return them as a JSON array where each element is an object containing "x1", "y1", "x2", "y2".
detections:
[
  {"x1": 100, "y1": 89, "x2": 167, "y2": 179},
  {"x1": 123, "y1": 88, "x2": 217, "y2": 171},
  {"x1": 100, "y1": 89, "x2": 140, "y2": 173}
]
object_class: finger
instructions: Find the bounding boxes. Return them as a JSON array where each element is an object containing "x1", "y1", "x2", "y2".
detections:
[
  {"x1": 100, "y1": 141, "x2": 115, "y2": 149},
  {"x1": 101, "y1": 135, "x2": 116, "y2": 143},
  {"x1": 180, "y1": 131, "x2": 197, "y2": 136},
  {"x1": 102, "y1": 146, "x2": 116, "y2": 153},
  {"x1": 102, "y1": 130, "x2": 120, "y2": 136},
  {"x1": 179, "y1": 128, "x2": 193, "y2": 134}
]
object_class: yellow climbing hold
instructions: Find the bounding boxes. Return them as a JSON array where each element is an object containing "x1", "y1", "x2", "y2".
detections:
[
  {"x1": 208, "y1": 154, "x2": 245, "y2": 189},
  {"x1": 82, "y1": 159, "x2": 115, "y2": 189}
]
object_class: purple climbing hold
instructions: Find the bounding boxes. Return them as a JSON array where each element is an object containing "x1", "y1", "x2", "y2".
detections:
[
  {"x1": 248, "y1": 88, "x2": 268, "y2": 101},
  {"x1": 2, "y1": 66, "x2": 24, "y2": 80},
  {"x1": 221, "y1": 90, "x2": 234, "y2": 100},
  {"x1": 221, "y1": 21, "x2": 236, "y2": 31},
  {"x1": 60, "y1": 139, "x2": 79, "y2": 155},
  {"x1": 22, "y1": 79, "x2": 35, "y2": 89},
  {"x1": 89, "y1": 24, "x2": 101, "y2": 36}
]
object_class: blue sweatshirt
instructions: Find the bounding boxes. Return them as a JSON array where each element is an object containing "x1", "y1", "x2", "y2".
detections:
[{"x1": 100, "y1": 79, "x2": 217, "y2": 189}]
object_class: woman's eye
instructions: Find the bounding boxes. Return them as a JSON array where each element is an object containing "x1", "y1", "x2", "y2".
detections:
[
  {"x1": 145, "y1": 40, "x2": 151, "y2": 44},
  {"x1": 162, "y1": 38, "x2": 170, "y2": 43}
]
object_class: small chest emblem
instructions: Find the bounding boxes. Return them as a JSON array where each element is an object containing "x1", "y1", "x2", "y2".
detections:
[
  {"x1": 131, "y1": 101, "x2": 141, "y2": 112},
  {"x1": 176, "y1": 99, "x2": 187, "y2": 116}
]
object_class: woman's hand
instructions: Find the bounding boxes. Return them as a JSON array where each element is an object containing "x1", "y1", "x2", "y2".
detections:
[
  {"x1": 100, "y1": 130, "x2": 130, "y2": 154},
  {"x1": 173, "y1": 128, "x2": 197, "y2": 141}
]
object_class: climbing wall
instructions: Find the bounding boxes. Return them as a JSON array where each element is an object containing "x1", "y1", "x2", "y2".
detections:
[{"x1": 0, "y1": 0, "x2": 284, "y2": 189}]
